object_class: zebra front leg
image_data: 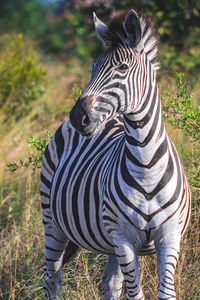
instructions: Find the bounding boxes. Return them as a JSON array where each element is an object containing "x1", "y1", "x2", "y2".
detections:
[
  {"x1": 155, "y1": 233, "x2": 181, "y2": 300},
  {"x1": 112, "y1": 233, "x2": 144, "y2": 300},
  {"x1": 44, "y1": 221, "x2": 68, "y2": 300},
  {"x1": 101, "y1": 255, "x2": 124, "y2": 300}
]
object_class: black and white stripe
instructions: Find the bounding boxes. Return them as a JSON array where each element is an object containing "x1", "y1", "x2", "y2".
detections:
[{"x1": 41, "y1": 10, "x2": 190, "y2": 300}]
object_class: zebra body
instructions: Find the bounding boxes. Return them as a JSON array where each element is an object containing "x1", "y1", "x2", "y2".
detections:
[{"x1": 41, "y1": 10, "x2": 190, "y2": 300}]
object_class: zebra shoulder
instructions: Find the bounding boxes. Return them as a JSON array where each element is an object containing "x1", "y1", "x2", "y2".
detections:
[{"x1": 42, "y1": 120, "x2": 72, "y2": 178}]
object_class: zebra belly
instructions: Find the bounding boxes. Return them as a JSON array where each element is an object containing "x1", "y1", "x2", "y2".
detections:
[
  {"x1": 138, "y1": 242, "x2": 156, "y2": 256},
  {"x1": 50, "y1": 119, "x2": 124, "y2": 254},
  {"x1": 52, "y1": 188, "x2": 114, "y2": 254}
]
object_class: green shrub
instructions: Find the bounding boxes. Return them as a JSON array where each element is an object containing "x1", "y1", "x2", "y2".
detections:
[
  {"x1": 0, "y1": 34, "x2": 46, "y2": 122},
  {"x1": 160, "y1": 45, "x2": 200, "y2": 76},
  {"x1": 163, "y1": 73, "x2": 200, "y2": 190},
  {"x1": 7, "y1": 131, "x2": 52, "y2": 173}
]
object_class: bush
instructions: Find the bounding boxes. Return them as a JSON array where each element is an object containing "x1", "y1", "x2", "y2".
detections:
[
  {"x1": 7, "y1": 131, "x2": 52, "y2": 173},
  {"x1": 163, "y1": 73, "x2": 200, "y2": 190},
  {"x1": 0, "y1": 34, "x2": 46, "y2": 122}
]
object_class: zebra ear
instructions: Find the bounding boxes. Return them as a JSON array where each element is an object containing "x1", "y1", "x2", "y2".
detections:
[
  {"x1": 93, "y1": 12, "x2": 110, "y2": 48},
  {"x1": 124, "y1": 10, "x2": 143, "y2": 51}
]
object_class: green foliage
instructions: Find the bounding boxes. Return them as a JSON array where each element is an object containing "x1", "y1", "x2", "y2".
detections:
[
  {"x1": 65, "y1": 11, "x2": 103, "y2": 62},
  {"x1": 163, "y1": 73, "x2": 200, "y2": 142},
  {"x1": 0, "y1": 0, "x2": 199, "y2": 74},
  {"x1": 163, "y1": 73, "x2": 200, "y2": 189},
  {"x1": 160, "y1": 45, "x2": 200, "y2": 76},
  {"x1": 0, "y1": 34, "x2": 46, "y2": 122},
  {"x1": 0, "y1": 0, "x2": 47, "y2": 35},
  {"x1": 0, "y1": 0, "x2": 70, "y2": 53},
  {"x1": 7, "y1": 131, "x2": 52, "y2": 173},
  {"x1": 65, "y1": 0, "x2": 200, "y2": 73}
]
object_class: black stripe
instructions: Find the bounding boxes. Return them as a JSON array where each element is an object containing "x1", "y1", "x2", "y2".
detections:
[
  {"x1": 55, "y1": 124, "x2": 65, "y2": 160},
  {"x1": 161, "y1": 282, "x2": 175, "y2": 292},
  {"x1": 120, "y1": 261, "x2": 133, "y2": 267},
  {"x1": 112, "y1": 73, "x2": 128, "y2": 80},
  {"x1": 103, "y1": 201, "x2": 118, "y2": 218},
  {"x1": 165, "y1": 262, "x2": 176, "y2": 269},
  {"x1": 125, "y1": 97, "x2": 160, "y2": 147},
  {"x1": 98, "y1": 95, "x2": 116, "y2": 112},
  {"x1": 104, "y1": 91, "x2": 121, "y2": 112},
  {"x1": 128, "y1": 290, "x2": 141, "y2": 297},
  {"x1": 181, "y1": 189, "x2": 191, "y2": 235},
  {"x1": 159, "y1": 289, "x2": 175, "y2": 297},
  {"x1": 125, "y1": 279, "x2": 136, "y2": 284},
  {"x1": 94, "y1": 106, "x2": 110, "y2": 113},
  {"x1": 44, "y1": 146, "x2": 56, "y2": 172},
  {"x1": 41, "y1": 174, "x2": 51, "y2": 189},
  {"x1": 102, "y1": 83, "x2": 127, "y2": 103},
  {"x1": 124, "y1": 138, "x2": 168, "y2": 169},
  {"x1": 43, "y1": 214, "x2": 51, "y2": 219},
  {"x1": 45, "y1": 233, "x2": 65, "y2": 243},
  {"x1": 167, "y1": 254, "x2": 178, "y2": 263},
  {"x1": 42, "y1": 203, "x2": 50, "y2": 209},
  {"x1": 40, "y1": 191, "x2": 50, "y2": 198},
  {"x1": 125, "y1": 86, "x2": 157, "y2": 129},
  {"x1": 45, "y1": 245, "x2": 63, "y2": 252},
  {"x1": 103, "y1": 216, "x2": 118, "y2": 224},
  {"x1": 46, "y1": 257, "x2": 62, "y2": 262},
  {"x1": 126, "y1": 284, "x2": 138, "y2": 289},
  {"x1": 122, "y1": 270, "x2": 135, "y2": 276}
]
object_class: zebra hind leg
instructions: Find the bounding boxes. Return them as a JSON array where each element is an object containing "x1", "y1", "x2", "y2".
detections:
[
  {"x1": 101, "y1": 255, "x2": 124, "y2": 300},
  {"x1": 62, "y1": 240, "x2": 80, "y2": 266}
]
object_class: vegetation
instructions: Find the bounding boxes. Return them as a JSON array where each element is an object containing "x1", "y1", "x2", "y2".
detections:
[
  {"x1": 7, "y1": 132, "x2": 52, "y2": 173},
  {"x1": 163, "y1": 73, "x2": 200, "y2": 190},
  {"x1": 0, "y1": 34, "x2": 46, "y2": 123},
  {"x1": 0, "y1": 1, "x2": 199, "y2": 299}
]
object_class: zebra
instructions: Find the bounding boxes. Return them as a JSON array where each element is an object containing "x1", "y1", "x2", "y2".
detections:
[{"x1": 40, "y1": 9, "x2": 191, "y2": 300}]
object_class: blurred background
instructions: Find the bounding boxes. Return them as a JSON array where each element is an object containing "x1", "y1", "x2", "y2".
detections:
[
  {"x1": 0, "y1": 1, "x2": 199, "y2": 299},
  {"x1": 0, "y1": 0, "x2": 200, "y2": 73}
]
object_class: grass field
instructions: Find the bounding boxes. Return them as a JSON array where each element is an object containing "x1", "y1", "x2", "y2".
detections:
[{"x1": 0, "y1": 53, "x2": 199, "y2": 300}]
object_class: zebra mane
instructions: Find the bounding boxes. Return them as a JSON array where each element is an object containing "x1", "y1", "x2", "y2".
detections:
[{"x1": 103, "y1": 11, "x2": 160, "y2": 70}]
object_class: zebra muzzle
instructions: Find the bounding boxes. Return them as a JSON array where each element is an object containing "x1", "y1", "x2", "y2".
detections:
[{"x1": 70, "y1": 96, "x2": 97, "y2": 136}]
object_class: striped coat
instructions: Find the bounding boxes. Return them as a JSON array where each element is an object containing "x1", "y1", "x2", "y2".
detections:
[{"x1": 41, "y1": 9, "x2": 190, "y2": 300}]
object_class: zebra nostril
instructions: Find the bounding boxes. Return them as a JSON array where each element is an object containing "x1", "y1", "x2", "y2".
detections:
[{"x1": 81, "y1": 114, "x2": 90, "y2": 126}]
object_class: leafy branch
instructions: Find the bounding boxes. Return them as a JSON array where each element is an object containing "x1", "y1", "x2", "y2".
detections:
[
  {"x1": 7, "y1": 131, "x2": 52, "y2": 173},
  {"x1": 163, "y1": 73, "x2": 200, "y2": 189},
  {"x1": 163, "y1": 73, "x2": 200, "y2": 143}
]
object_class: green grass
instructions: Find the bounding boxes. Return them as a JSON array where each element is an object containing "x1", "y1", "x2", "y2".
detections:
[{"x1": 0, "y1": 56, "x2": 199, "y2": 299}]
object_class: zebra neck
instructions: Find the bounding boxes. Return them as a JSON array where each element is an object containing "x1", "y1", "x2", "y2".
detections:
[{"x1": 123, "y1": 84, "x2": 168, "y2": 172}]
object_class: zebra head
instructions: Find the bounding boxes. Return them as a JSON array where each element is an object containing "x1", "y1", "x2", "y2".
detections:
[{"x1": 70, "y1": 10, "x2": 159, "y2": 136}]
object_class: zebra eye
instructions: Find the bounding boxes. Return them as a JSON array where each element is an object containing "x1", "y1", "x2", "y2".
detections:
[{"x1": 117, "y1": 64, "x2": 129, "y2": 73}]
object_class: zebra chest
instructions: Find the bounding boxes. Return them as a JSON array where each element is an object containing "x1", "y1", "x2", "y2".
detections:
[
  {"x1": 102, "y1": 167, "x2": 183, "y2": 255},
  {"x1": 102, "y1": 196, "x2": 157, "y2": 255}
]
